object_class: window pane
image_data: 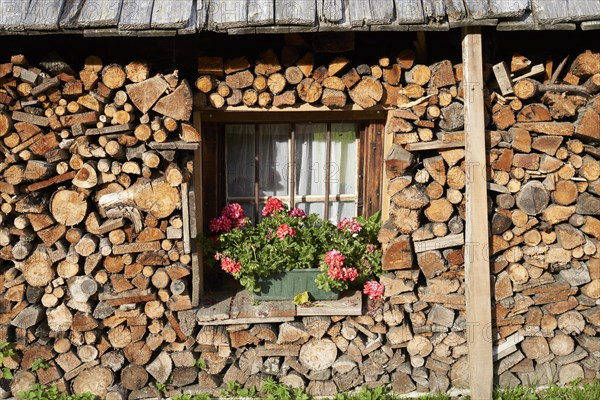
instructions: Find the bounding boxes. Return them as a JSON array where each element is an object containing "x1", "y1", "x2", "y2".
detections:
[
  {"x1": 295, "y1": 123, "x2": 327, "y2": 196},
  {"x1": 330, "y1": 123, "x2": 357, "y2": 195},
  {"x1": 258, "y1": 124, "x2": 290, "y2": 197},
  {"x1": 297, "y1": 202, "x2": 325, "y2": 217},
  {"x1": 226, "y1": 124, "x2": 255, "y2": 198},
  {"x1": 329, "y1": 201, "x2": 357, "y2": 223}
]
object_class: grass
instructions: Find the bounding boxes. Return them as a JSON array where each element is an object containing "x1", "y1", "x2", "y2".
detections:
[{"x1": 13, "y1": 380, "x2": 600, "y2": 400}]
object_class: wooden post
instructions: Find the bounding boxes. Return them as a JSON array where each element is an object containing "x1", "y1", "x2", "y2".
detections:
[
  {"x1": 462, "y1": 27, "x2": 493, "y2": 400},
  {"x1": 191, "y1": 110, "x2": 204, "y2": 306},
  {"x1": 381, "y1": 112, "x2": 393, "y2": 221}
]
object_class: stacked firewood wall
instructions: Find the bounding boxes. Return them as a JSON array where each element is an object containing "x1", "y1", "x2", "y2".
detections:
[
  {"x1": 487, "y1": 51, "x2": 600, "y2": 386},
  {"x1": 0, "y1": 54, "x2": 200, "y2": 398}
]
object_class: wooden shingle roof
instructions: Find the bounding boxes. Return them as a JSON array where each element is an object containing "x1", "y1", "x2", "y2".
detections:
[{"x1": 0, "y1": 0, "x2": 599, "y2": 36}]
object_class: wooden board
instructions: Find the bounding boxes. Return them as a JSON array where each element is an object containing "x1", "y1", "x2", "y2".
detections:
[
  {"x1": 381, "y1": 112, "x2": 395, "y2": 221},
  {"x1": 462, "y1": 26, "x2": 493, "y2": 400},
  {"x1": 181, "y1": 182, "x2": 191, "y2": 254},
  {"x1": 196, "y1": 292, "x2": 232, "y2": 323},
  {"x1": 248, "y1": 0, "x2": 274, "y2": 25},
  {"x1": 444, "y1": 0, "x2": 467, "y2": 21},
  {"x1": 422, "y1": 0, "x2": 446, "y2": 23},
  {"x1": 151, "y1": 0, "x2": 194, "y2": 28},
  {"x1": 59, "y1": 0, "x2": 85, "y2": 28},
  {"x1": 296, "y1": 290, "x2": 362, "y2": 316},
  {"x1": 320, "y1": 0, "x2": 345, "y2": 22},
  {"x1": 531, "y1": 0, "x2": 600, "y2": 23},
  {"x1": 488, "y1": 0, "x2": 529, "y2": 18},
  {"x1": 119, "y1": 0, "x2": 154, "y2": 30},
  {"x1": 230, "y1": 290, "x2": 296, "y2": 319},
  {"x1": 24, "y1": 0, "x2": 65, "y2": 30},
  {"x1": 0, "y1": 0, "x2": 29, "y2": 30},
  {"x1": 275, "y1": 0, "x2": 316, "y2": 25},
  {"x1": 393, "y1": 0, "x2": 425, "y2": 24},
  {"x1": 405, "y1": 140, "x2": 464, "y2": 151},
  {"x1": 74, "y1": 0, "x2": 123, "y2": 27},
  {"x1": 207, "y1": 0, "x2": 247, "y2": 30},
  {"x1": 191, "y1": 111, "x2": 204, "y2": 306}
]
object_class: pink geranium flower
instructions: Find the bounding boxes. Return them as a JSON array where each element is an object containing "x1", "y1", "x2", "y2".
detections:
[
  {"x1": 289, "y1": 208, "x2": 306, "y2": 218},
  {"x1": 209, "y1": 215, "x2": 232, "y2": 233},
  {"x1": 338, "y1": 217, "x2": 362, "y2": 233},
  {"x1": 363, "y1": 280, "x2": 385, "y2": 300},
  {"x1": 221, "y1": 256, "x2": 242, "y2": 275},
  {"x1": 262, "y1": 197, "x2": 285, "y2": 217},
  {"x1": 276, "y1": 224, "x2": 296, "y2": 240},
  {"x1": 327, "y1": 266, "x2": 359, "y2": 281},
  {"x1": 324, "y1": 249, "x2": 345, "y2": 268}
]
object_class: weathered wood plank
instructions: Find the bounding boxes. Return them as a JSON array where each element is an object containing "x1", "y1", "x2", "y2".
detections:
[
  {"x1": 275, "y1": 0, "x2": 316, "y2": 25},
  {"x1": 59, "y1": 0, "x2": 84, "y2": 28},
  {"x1": 462, "y1": 26, "x2": 493, "y2": 400},
  {"x1": 74, "y1": 0, "x2": 123, "y2": 27},
  {"x1": 422, "y1": 0, "x2": 446, "y2": 23},
  {"x1": 119, "y1": 0, "x2": 154, "y2": 30},
  {"x1": 413, "y1": 234, "x2": 464, "y2": 253},
  {"x1": 0, "y1": 0, "x2": 30, "y2": 31},
  {"x1": 181, "y1": 182, "x2": 191, "y2": 254},
  {"x1": 463, "y1": 0, "x2": 490, "y2": 20},
  {"x1": 247, "y1": 0, "x2": 273, "y2": 25},
  {"x1": 196, "y1": 0, "x2": 208, "y2": 30},
  {"x1": 151, "y1": 0, "x2": 194, "y2": 29},
  {"x1": 393, "y1": 0, "x2": 425, "y2": 24},
  {"x1": 581, "y1": 20, "x2": 600, "y2": 30},
  {"x1": 23, "y1": 0, "x2": 64, "y2": 30},
  {"x1": 497, "y1": 11, "x2": 577, "y2": 30},
  {"x1": 191, "y1": 111, "x2": 203, "y2": 306},
  {"x1": 488, "y1": 0, "x2": 529, "y2": 18},
  {"x1": 444, "y1": 0, "x2": 467, "y2": 21},
  {"x1": 296, "y1": 291, "x2": 362, "y2": 316},
  {"x1": 370, "y1": 0, "x2": 395, "y2": 24},
  {"x1": 321, "y1": 0, "x2": 344, "y2": 22},
  {"x1": 532, "y1": 0, "x2": 600, "y2": 23},
  {"x1": 207, "y1": 0, "x2": 247, "y2": 30},
  {"x1": 405, "y1": 140, "x2": 464, "y2": 151},
  {"x1": 230, "y1": 290, "x2": 296, "y2": 319},
  {"x1": 196, "y1": 292, "x2": 232, "y2": 323},
  {"x1": 349, "y1": 0, "x2": 372, "y2": 26}
]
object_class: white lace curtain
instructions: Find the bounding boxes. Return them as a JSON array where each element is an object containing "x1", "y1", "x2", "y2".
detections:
[{"x1": 225, "y1": 123, "x2": 358, "y2": 222}]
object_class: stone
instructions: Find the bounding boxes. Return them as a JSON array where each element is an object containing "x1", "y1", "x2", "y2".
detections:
[{"x1": 498, "y1": 371, "x2": 521, "y2": 388}]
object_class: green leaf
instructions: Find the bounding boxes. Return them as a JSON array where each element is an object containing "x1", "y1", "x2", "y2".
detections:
[
  {"x1": 2, "y1": 367, "x2": 13, "y2": 380},
  {"x1": 293, "y1": 291, "x2": 310, "y2": 305}
]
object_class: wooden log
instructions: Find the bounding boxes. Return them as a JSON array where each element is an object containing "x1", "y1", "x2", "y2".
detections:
[
  {"x1": 102, "y1": 64, "x2": 126, "y2": 89},
  {"x1": 382, "y1": 236, "x2": 413, "y2": 270},
  {"x1": 153, "y1": 80, "x2": 193, "y2": 121},
  {"x1": 297, "y1": 78, "x2": 322, "y2": 103},
  {"x1": 349, "y1": 77, "x2": 383, "y2": 109}
]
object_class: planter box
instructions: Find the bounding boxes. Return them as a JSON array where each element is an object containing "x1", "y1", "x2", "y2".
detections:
[{"x1": 254, "y1": 268, "x2": 339, "y2": 301}]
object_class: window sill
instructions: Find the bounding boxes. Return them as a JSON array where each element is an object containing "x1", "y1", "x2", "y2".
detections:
[{"x1": 196, "y1": 290, "x2": 363, "y2": 325}]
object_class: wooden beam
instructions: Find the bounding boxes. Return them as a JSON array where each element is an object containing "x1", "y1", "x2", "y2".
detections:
[
  {"x1": 462, "y1": 26, "x2": 493, "y2": 400},
  {"x1": 191, "y1": 110, "x2": 204, "y2": 306}
]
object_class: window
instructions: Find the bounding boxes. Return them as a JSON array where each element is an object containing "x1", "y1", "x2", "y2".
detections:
[
  {"x1": 225, "y1": 122, "x2": 359, "y2": 223},
  {"x1": 201, "y1": 114, "x2": 384, "y2": 230}
]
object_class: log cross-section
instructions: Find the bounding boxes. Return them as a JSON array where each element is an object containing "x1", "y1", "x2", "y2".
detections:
[{"x1": 462, "y1": 27, "x2": 493, "y2": 400}]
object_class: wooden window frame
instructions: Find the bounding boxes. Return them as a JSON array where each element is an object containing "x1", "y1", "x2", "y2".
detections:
[{"x1": 196, "y1": 110, "x2": 386, "y2": 298}]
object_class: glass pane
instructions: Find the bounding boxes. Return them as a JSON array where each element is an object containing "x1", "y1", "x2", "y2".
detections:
[
  {"x1": 297, "y1": 202, "x2": 325, "y2": 218},
  {"x1": 295, "y1": 123, "x2": 327, "y2": 196},
  {"x1": 226, "y1": 124, "x2": 255, "y2": 198},
  {"x1": 258, "y1": 124, "x2": 290, "y2": 197},
  {"x1": 330, "y1": 123, "x2": 358, "y2": 195},
  {"x1": 329, "y1": 201, "x2": 357, "y2": 223}
]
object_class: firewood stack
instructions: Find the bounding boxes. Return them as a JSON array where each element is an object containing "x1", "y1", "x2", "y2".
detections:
[
  {"x1": 0, "y1": 54, "x2": 199, "y2": 398},
  {"x1": 486, "y1": 50, "x2": 600, "y2": 386},
  {"x1": 195, "y1": 48, "x2": 444, "y2": 109}
]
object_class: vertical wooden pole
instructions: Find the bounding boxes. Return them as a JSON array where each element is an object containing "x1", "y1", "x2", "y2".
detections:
[
  {"x1": 191, "y1": 110, "x2": 204, "y2": 305},
  {"x1": 462, "y1": 27, "x2": 493, "y2": 400},
  {"x1": 380, "y1": 112, "x2": 393, "y2": 221}
]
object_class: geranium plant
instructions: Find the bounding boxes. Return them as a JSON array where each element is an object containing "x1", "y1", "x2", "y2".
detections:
[{"x1": 204, "y1": 197, "x2": 384, "y2": 300}]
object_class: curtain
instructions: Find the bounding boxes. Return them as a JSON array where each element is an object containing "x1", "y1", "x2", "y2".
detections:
[{"x1": 226, "y1": 123, "x2": 357, "y2": 222}]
